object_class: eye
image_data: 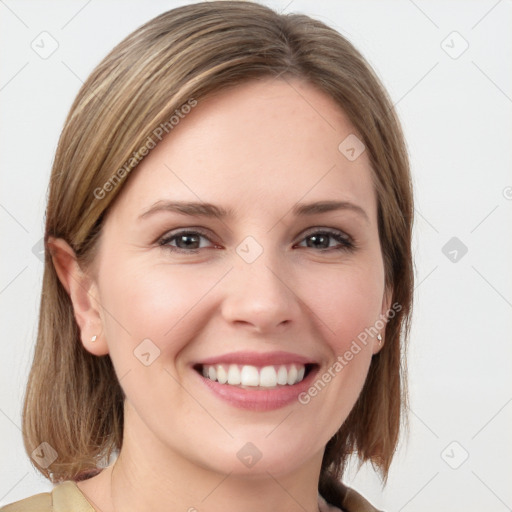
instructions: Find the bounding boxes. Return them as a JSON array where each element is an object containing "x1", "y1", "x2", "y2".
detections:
[
  {"x1": 158, "y1": 228, "x2": 354, "y2": 254},
  {"x1": 295, "y1": 229, "x2": 355, "y2": 252},
  {"x1": 158, "y1": 229, "x2": 215, "y2": 253}
]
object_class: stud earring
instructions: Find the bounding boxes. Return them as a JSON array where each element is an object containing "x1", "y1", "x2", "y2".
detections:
[
  {"x1": 377, "y1": 333, "x2": 383, "y2": 345},
  {"x1": 90, "y1": 335, "x2": 97, "y2": 342}
]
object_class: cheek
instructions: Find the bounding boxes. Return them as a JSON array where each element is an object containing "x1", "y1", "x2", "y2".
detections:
[
  {"x1": 295, "y1": 265, "x2": 383, "y2": 432},
  {"x1": 95, "y1": 260, "x2": 225, "y2": 412},
  {"x1": 98, "y1": 258, "x2": 228, "y2": 357},
  {"x1": 307, "y1": 262, "x2": 384, "y2": 354}
]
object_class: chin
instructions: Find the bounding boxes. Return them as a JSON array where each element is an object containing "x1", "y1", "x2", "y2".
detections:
[{"x1": 188, "y1": 434, "x2": 321, "y2": 479}]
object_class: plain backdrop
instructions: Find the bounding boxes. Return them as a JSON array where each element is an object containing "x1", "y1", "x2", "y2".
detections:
[{"x1": 1, "y1": 1, "x2": 511, "y2": 510}]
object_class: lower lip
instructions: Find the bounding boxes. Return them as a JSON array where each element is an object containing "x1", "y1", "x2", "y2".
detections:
[{"x1": 193, "y1": 366, "x2": 319, "y2": 411}]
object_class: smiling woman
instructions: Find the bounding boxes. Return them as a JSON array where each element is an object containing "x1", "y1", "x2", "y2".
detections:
[{"x1": 0, "y1": 2, "x2": 414, "y2": 512}]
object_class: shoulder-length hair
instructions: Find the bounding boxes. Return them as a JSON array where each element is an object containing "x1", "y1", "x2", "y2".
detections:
[{"x1": 22, "y1": 0, "x2": 414, "y2": 489}]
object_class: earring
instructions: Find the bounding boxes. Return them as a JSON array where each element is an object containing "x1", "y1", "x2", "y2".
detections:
[
  {"x1": 377, "y1": 333, "x2": 382, "y2": 345},
  {"x1": 90, "y1": 335, "x2": 97, "y2": 342}
]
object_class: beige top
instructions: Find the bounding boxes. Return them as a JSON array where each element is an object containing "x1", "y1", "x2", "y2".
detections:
[{"x1": 0, "y1": 480, "x2": 382, "y2": 512}]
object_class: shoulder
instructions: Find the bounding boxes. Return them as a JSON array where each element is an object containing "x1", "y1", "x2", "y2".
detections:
[
  {"x1": 0, "y1": 481, "x2": 95, "y2": 512},
  {"x1": 0, "y1": 490, "x2": 51, "y2": 512}
]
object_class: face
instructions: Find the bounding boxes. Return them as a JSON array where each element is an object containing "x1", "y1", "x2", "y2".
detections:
[{"x1": 75, "y1": 77, "x2": 390, "y2": 478}]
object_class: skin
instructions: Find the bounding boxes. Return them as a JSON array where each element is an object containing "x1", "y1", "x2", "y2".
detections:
[{"x1": 49, "y1": 76, "x2": 391, "y2": 512}]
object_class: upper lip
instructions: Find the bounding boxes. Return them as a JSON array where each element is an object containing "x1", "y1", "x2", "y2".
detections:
[{"x1": 194, "y1": 351, "x2": 317, "y2": 367}]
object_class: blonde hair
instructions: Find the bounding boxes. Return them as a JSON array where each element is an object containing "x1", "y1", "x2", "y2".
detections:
[{"x1": 22, "y1": 0, "x2": 414, "y2": 490}]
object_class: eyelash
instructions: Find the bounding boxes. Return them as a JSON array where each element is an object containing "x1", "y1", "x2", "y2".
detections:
[{"x1": 157, "y1": 228, "x2": 355, "y2": 254}]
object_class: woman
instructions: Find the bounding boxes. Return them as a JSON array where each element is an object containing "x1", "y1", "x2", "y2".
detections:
[{"x1": 1, "y1": 2, "x2": 414, "y2": 511}]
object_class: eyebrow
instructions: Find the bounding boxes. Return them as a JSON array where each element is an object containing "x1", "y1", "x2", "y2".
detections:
[{"x1": 138, "y1": 199, "x2": 369, "y2": 223}]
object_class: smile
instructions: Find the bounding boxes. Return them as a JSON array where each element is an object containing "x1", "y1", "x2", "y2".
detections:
[
  {"x1": 191, "y1": 351, "x2": 320, "y2": 411},
  {"x1": 199, "y1": 363, "x2": 309, "y2": 388}
]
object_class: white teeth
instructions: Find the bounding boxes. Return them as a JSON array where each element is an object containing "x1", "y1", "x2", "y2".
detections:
[
  {"x1": 200, "y1": 363, "x2": 307, "y2": 387},
  {"x1": 259, "y1": 366, "x2": 277, "y2": 387},
  {"x1": 287, "y1": 365, "x2": 298, "y2": 385},
  {"x1": 277, "y1": 365, "x2": 288, "y2": 385},
  {"x1": 227, "y1": 364, "x2": 241, "y2": 385},
  {"x1": 216, "y1": 365, "x2": 228, "y2": 384},
  {"x1": 240, "y1": 365, "x2": 259, "y2": 386}
]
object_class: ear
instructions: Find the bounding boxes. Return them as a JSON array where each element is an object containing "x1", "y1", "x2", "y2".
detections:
[
  {"x1": 372, "y1": 284, "x2": 393, "y2": 355},
  {"x1": 47, "y1": 236, "x2": 109, "y2": 356}
]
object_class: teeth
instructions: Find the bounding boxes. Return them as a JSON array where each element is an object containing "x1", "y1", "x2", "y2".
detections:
[
  {"x1": 240, "y1": 365, "x2": 259, "y2": 386},
  {"x1": 217, "y1": 365, "x2": 228, "y2": 384},
  {"x1": 287, "y1": 365, "x2": 298, "y2": 385},
  {"x1": 200, "y1": 363, "x2": 307, "y2": 387},
  {"x1": 277, "y1": 365, "x2": 288, "y2": 385},
  {"x1": 227, "y1": 364, "x2": 241, "y2": 385},
  {"x1": 259, "y1": 366, "x2": 277, "y2": 387}
]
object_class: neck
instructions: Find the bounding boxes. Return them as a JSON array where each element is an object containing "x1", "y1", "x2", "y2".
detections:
[{"x1": 93, "y1": 402, "x2": 324, "y2": 512}]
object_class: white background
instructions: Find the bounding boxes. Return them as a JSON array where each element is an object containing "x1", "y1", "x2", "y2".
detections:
[{"x1": 1, "y1": 0, "x2": 511, "y2": 510}]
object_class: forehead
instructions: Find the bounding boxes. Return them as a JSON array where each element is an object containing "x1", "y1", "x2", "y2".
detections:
[{"x1": 108, "y1": 77, "x2": 376, "y2": 224}]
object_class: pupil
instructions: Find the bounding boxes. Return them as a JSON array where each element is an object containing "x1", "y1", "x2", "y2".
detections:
[
  {"x1": 180, "y1": 234, "x2": 198, "y2": 248},
  {"x1": 309, "y1": 234, "x2": 328, "y2": 248}
]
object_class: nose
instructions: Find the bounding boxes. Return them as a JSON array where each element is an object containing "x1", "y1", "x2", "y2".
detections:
[{"x1": 220, "y1": 247, "x2": 301, "y2": 335}]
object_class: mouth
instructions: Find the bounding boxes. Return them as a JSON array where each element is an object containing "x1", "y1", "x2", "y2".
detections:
[
  {"x1": 191, "y1": 351, "x2": 320, "y2": 411},
  {"x1": 193, "y1": 362, "x2": 317, "y2": 389}
]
